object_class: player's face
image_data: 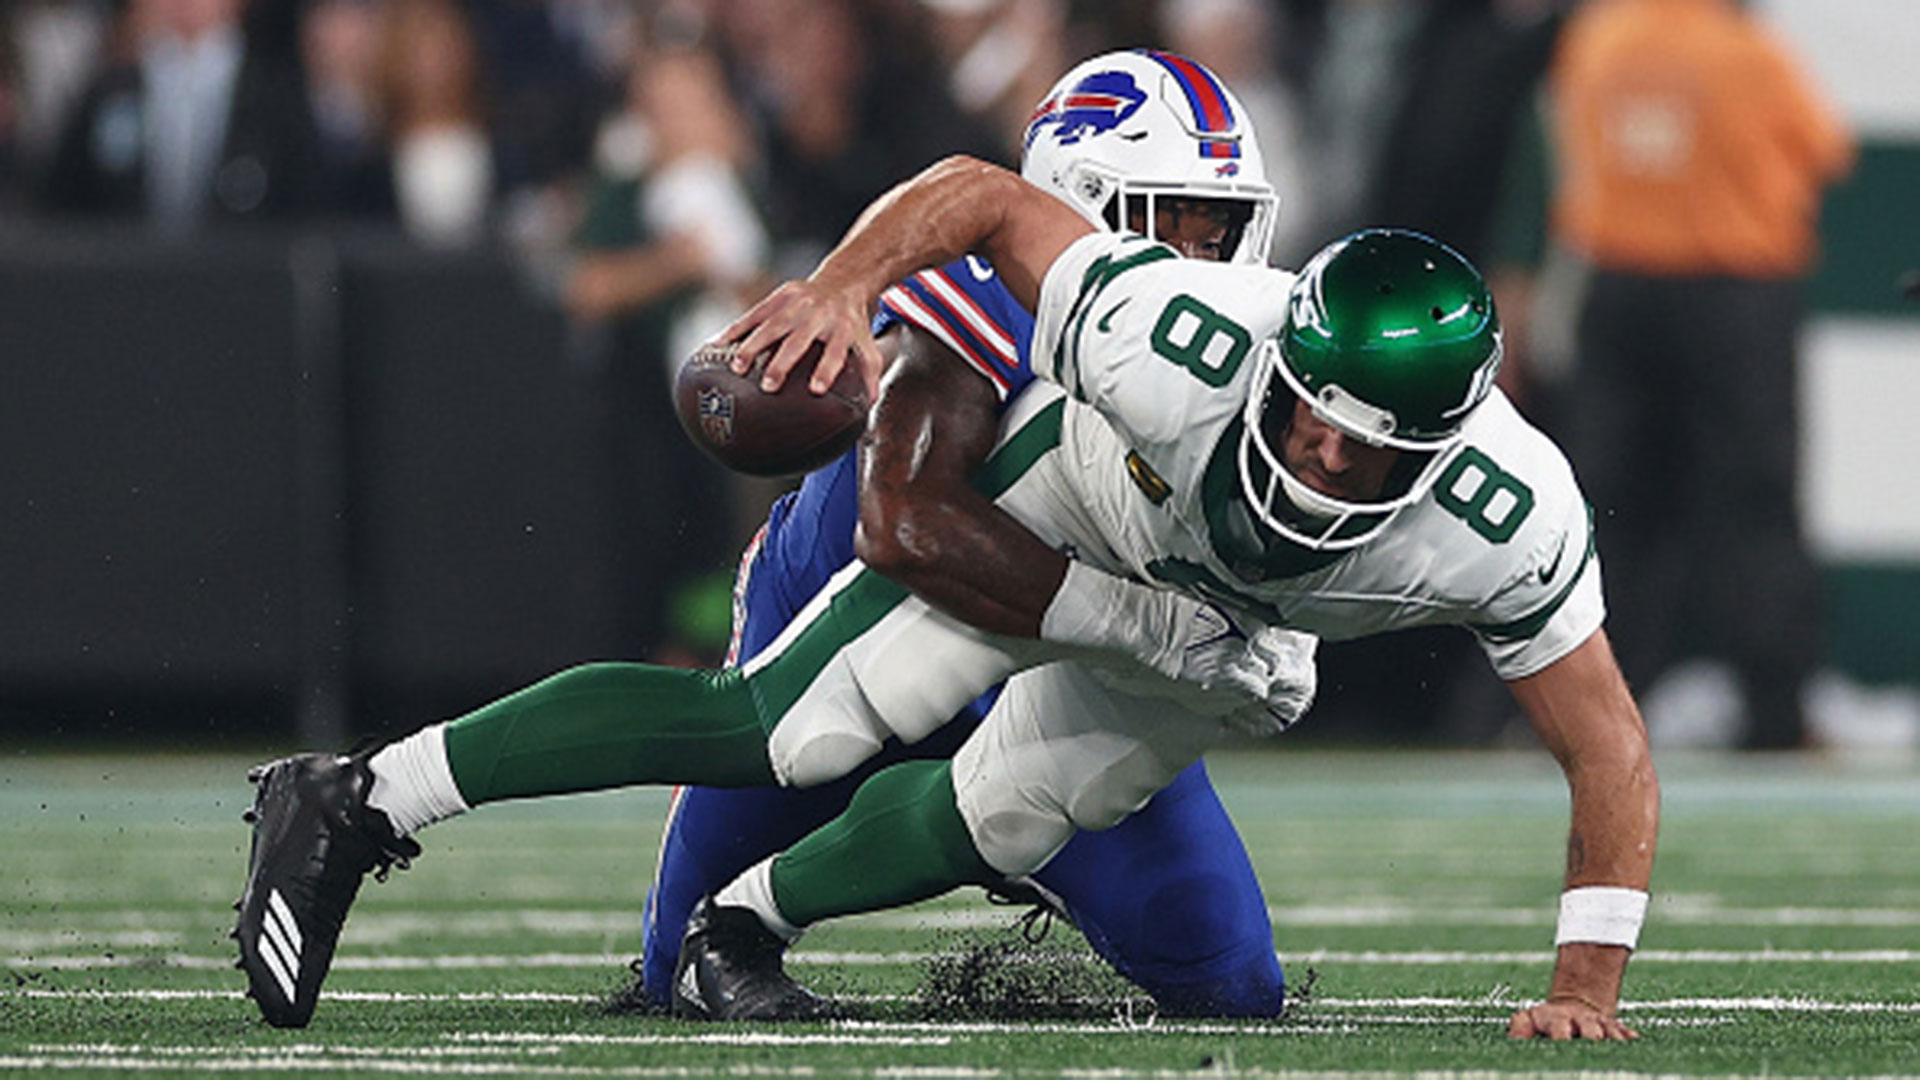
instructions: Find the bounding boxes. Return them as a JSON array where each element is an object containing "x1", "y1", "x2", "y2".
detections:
[
  {"x1": 1128, "y1": 197, "x2": 1236, "y2": 262},
  {"x1": 1279, "y1": 399, "x2": 1401, "y2": 502}
]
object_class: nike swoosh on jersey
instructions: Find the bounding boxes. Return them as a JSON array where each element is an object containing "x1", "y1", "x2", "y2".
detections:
[
  {"x1": 1097, "y1": 297, "x2": 1131, "y2": 333},
  {"x1": 1538, "y1": 532, "x2": 1568, "y2": 584}
]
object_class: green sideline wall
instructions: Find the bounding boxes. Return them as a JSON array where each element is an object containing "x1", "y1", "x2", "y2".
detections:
[
  {"x1": 1508, "y1": 2, "x2": 1919, "y2": 684},
  {"x1": 1769, "y1": 0, "x2": 1920, "y2": 684}
]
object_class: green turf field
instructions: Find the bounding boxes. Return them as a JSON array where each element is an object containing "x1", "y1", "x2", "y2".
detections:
[{"x1": 4, "y1": 746, "x2": 1918, "y2": 1078}]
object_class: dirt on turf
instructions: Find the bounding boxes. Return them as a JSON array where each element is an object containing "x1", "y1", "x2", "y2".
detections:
[{"x1": 912, "y1": 925, "x2": 1153, "y2": 1022}]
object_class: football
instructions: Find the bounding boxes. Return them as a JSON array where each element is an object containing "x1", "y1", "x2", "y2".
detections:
[{"x1": 673, "y1": 339, "x2": 871, "y2": 477}]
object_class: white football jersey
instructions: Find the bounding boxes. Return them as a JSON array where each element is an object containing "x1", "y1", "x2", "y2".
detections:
[{"x1": 1030, "y1": 231, "x2": 1603, "y2": 680}]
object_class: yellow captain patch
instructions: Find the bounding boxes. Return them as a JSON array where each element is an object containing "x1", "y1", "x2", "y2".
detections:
[{"x1": 1126, "y1": 451, "x2": 1172, "y2": 505}]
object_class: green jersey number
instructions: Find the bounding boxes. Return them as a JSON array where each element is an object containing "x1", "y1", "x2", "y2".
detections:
[
  {"x1": 1151, "y1": 294, "x2": 1251, "y2": 387},
  {"x1": 1435, "y1": 447, "x2": 1534, "y2": 543}
]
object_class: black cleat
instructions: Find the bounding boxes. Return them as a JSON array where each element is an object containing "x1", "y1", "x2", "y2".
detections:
[
  {"x1": 234, "y1": 751, "x2": 420, "y2": 1028},
  {"x1": 671, "y1": 897, "x2": 837, "y2": 1022}
]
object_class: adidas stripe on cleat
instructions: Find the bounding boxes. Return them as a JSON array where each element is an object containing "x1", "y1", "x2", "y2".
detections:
[{"x1": 234, "y1": 751, "x2": 419, "y2": 1028}]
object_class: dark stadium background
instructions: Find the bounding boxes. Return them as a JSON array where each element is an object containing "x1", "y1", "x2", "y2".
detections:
[{"x1": 1, "y1": 0, "x2": 1912, "y2": 750}]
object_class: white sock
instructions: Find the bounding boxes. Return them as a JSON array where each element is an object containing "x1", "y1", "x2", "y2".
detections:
[
  {"x1": 713, "y1": 856, "x2": 806, "y2": 944},
  {"x1": 365, "y1": 723, "x2": 470, "y2": 837}
]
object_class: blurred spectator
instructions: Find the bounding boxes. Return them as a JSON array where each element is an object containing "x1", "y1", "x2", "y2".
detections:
[
  {"x1": 718, "y1": 0, "x2": 997, "y2": 276},
  {"x1": 468, "y1": 0, "x2": 611, "y2": 200},
  {"x1": 1369, "y1": 0, "x2": 1569, "y2": 269},
  {"x1": 1161, "y1": 0, "x2": 1315, "y2": 264},
  {"x1": 562, "y1": 39, "x2": 774, "y2": 664},
  {"x1": 565, "y1": 42, "x2": 768, "y2": 361},
  {"x1": 7, "y1": 0, "x2": 110, "y2": 186},
  {"x1": 1542, "y1": 0, "x2": 1855, "y2": 749},
  {"x1": 37, "y1": 0, "x2": 323, "y2": 229},
  {"x1": 373, "y1": 0, "x2": 493, "y2": 246},
  {"x1": 918, "y1": 0, "x2": 1067, "y2": 165},
  {"x1": 1297, "y1": 0, "x2": 1423, "y2": 244},
  {"x1": 0, "y1": 16, "x2": 21, "y2": 206},
  {"x1": 301, "y1": 0, "x2": 393, "y2": 219}
]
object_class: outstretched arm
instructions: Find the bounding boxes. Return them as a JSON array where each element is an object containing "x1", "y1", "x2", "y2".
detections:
[
  {"x1": 855, "y1": 323, "x2": 1066, "y2": 638},
  {"x1": 1504, "y1": 628, "x2": 1659, "y2": 1040},
  {"x1": 722, "y1": 156, "x2": 1093, "y2": 397}
]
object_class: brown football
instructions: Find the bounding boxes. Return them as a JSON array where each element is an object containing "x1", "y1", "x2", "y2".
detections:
[{"x1": 673, "y1": 340, "x2": 871, "y2": 477}]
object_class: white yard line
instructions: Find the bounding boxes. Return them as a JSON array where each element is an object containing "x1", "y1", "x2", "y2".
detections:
[
  {"x1": 11, "y1": 946, "x2": 1920, "y2": 971},
  {"x1": 11, "y1": 988, "x2": 1915, "y2": 1013},
  {"x1": 5, "y1": 1050, "x2": 1920, "y2": 1080}
]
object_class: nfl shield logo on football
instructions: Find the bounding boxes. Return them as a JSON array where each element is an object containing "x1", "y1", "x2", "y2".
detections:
[{"x1": 698, "y1": 387, "x2": 735, "y2": 446}]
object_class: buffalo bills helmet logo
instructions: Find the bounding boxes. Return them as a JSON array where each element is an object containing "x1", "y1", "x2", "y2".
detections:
[{"x1": 1024, "y1": 70, "x2": 1147, "y2": 151}]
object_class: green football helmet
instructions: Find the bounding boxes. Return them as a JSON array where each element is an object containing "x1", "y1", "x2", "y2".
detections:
[{"x1": 1239, "y1": 229, "x2": 1503, "y2": 550}]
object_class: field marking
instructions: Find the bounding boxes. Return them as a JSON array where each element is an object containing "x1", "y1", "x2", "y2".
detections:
[
  {"x1": 13, "y1": 946, "x2": 1920, "y2": 972},
  {"x1": 0, "y1": 1057, "x2": 826, "y2": 1077},
  {"x1": 15, "y1": 902, "x2": 1920, "y2": 949},
  {"x1": 6, "y1": 1051, "x2": 1920, "y2": 1080},
  {"x1": 1269, "y1": 902, "x2": 1920, "y2": 929},
  {"x1": 9, "y1": 989, "x2": 602, "y2": 1003},
  {"x1": 11, "y1": 987, "x2": 1916, "y2": 1014},
  {"x1": 1286, "y1": 948, "x2": 1920, "y2": 965}
]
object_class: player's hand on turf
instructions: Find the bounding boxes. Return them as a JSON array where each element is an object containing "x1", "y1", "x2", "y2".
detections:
[
  {"x1": 721, "y1": 278, "x2": 886, "y2": 400},
  {"x1": 1507, "y1": 997, "x2": 1639, "y2": 1040}
]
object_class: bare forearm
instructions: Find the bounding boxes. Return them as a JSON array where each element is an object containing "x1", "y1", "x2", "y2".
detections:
[
  {"x1": 810, "y1": 156, "x2": 1060, "y2": 311},
  {"x1": 1552, "y1": 710, "x2": 1658, "y2": 1010},
  {"x1": 1562, "y1": 734, "x2": 1659, "y2": 892},
  {"x1": 722, "y1": 157, "x2": 1086, "y2": 397},
  {"x1": 1507, "y1": 629, "x2": 1659, "y2": 1036},
  {"x1": 855, "y1": 325, "x2": 1064, "y2": 637},
  {"x1": 861, "y1": 475, "x2": 1065, "y2": 638}
]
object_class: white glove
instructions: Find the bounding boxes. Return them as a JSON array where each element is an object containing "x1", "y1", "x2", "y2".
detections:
[
  {"x1": 1040, "y1": 561, "x2": 1295, "y2": 702},
  {"x1": 1236, "y1": 626, "x2": 1319, "y2": 734},
  {"x1": 1160, "y1": 599, "x2": 1273, "y2": 697}
]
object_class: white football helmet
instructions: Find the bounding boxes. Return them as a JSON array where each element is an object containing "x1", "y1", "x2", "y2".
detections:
[{"x1": 1021, "y1": 49, "x2": 1279, "y2": 265}]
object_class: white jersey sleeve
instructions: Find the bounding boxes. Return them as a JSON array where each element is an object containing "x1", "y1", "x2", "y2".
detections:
[{"x1": 1444, "y1": 395, "x2": 1607, "y2": 679}]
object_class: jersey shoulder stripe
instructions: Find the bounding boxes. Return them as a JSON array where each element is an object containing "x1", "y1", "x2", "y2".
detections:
[
  {"x1": 877, "y1": 258, "x2": 1033, "y2": 399},
  {"x1": 918, "y1": 267, "x2": 1018, "y2": 361},
  {"x1": 882, "y1": 284, "x2": 1012, "y2": 395},
  {"x1": 1470, "y1": 503, "x2": 1596, "y2": 644}
]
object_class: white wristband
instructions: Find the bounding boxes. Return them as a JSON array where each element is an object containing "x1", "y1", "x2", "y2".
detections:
[{"x1": 1555, "y1": 886, "x2": 1650, "y2": 950}]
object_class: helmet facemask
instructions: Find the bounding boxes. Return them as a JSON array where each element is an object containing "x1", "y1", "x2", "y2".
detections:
[
  {"x1": 1239, "y1": 340, "x2": 1465, "y2": 550},
  {"x1": 1115, "y1": 190, "x2": 1260, "y2": 265}
]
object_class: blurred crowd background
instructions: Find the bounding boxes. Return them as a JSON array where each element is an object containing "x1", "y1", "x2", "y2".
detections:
[{"x1": 0, "y1": 0, "x2": 1912, "y2": 752}]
